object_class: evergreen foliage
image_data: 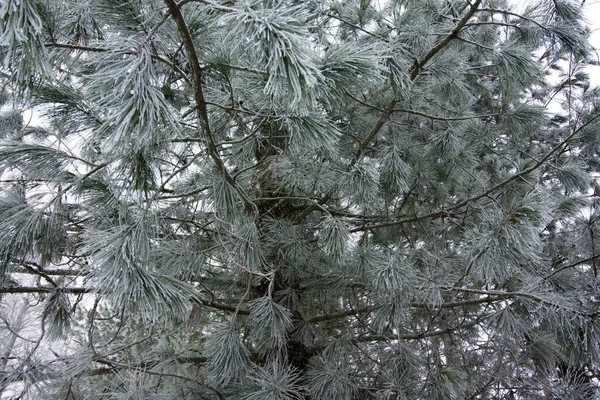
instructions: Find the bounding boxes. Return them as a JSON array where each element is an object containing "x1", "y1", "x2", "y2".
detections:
[{"x1": 1, "y1": 0, "x2": 600, "y2": 398}]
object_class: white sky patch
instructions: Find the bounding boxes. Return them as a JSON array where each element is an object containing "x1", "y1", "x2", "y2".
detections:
[{"x1": 584, "y1": 0, "x2": 600, "y2": 85}]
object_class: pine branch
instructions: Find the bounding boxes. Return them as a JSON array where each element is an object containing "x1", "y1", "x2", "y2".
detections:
[
  {"x1": 0, "y1": 286, "x2": 251, "y2": 315},
  {"x1": 326, "y1": 11, "x2": 390, "y2": 42},
  {"x1": 19, "y1": 263, "x2": 57, "y2": 287},
  {"x1": 308, "y1": 306, "x2": 378, "y2": 323},
  {"x1": 178, "y1": 0, "x2": 235, "y2": 13},
  {"x1": 545, "y1": 254, "x2": 600, "y2": 278},
  {"x1": 476, "y1": 8, "x2": 548, "y2": 31},
  {"x1": 410, "y1": 0, "x2": 482, "y2": 80},
  {"x1": 351, "y1": 110, "x2": 600, "y2": 232},
  {"x1": 11, "y1": 267, "x2": 82, "y2": 276},
  {"x1": 307, "y1": 296, "x2": 522, "y2": 324},
  {"x1": 202, "y1": 62, "x2": 267, "y2": 75},
  {"x1": 194, "y1": 296, "x2": 250, "y2": 315},
  {"x1": 95, "y1": 355, "x2": 208, "y2": 370},
  {"x1": 45, "y1": 42, "x2": 107, "y2": 52},
  {"x1": 446, "y1": 287, "x2": 572, "y2": 312},
  {"x1": 0, "y1": 286, "x2": 90, "y2": 294},
  {"x1": 349, "y1": 210, "x2": 455, "y2": 232},
  {"x1": 26, "y1": 356, "x2": 221, "y2": 398},
  {"x1": 298, "y1": 0, "x2": 483, "y2": 220},
  {"x1": 350, "y1": 89, "x2": 504, "y2": 122},
  {"x1": 164, "y1": 0, "x2": 257, "y2": 215}
]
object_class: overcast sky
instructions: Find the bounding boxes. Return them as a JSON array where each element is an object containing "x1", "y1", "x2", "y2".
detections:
[{"x1": 585, "y1": 0, "x2": 600, "y2": 84}]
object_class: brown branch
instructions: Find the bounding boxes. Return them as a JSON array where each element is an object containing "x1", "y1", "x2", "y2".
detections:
[
  {"x1": 394, "y1": 107, "x2": 501, "y2": 121},
  {"x1": 347, "y1": 91, "x2": 503, "y2": 122},
  {"x1": 177, "y1": 0, "x2": 234, "y2": 13},
  {"x1": 308, "y1": 306, "x2": 377, "y2": 323},
  {"x1": 0, "y1": 286, "x2": 250, "y2": 315},
  {"x1": 410, "y1": 0, "x2": 482, "y2": 80},
  {"x1": 11, "y1": 267, "x2": 83, "y2": 276},
  {"x1": 93, "y1": 356, "x2": 208, "y2": 372},
  {"x1": 45, "y1": 42, "x2": 108, "y2": 52},
  {"x1": 10, "y1": 258, "x2": 84, "y2": 277},
  {"x1": 164, "y1": 0, "x2": 257, "y2": 214},
  {"x1": 414, "y1": 296, "x2": 509, "y2": 309},
  {"x1": 14, "y1": 355, "x2": 220, "y2": 398},
  {"x1": 194, "y1": 296, "x2": 250, "y2": 315},
  {"x1": 91, "y1": 355, "x2": 220, "y2": 400},
  {"x1": 0, "y1": 286, "x2": 91, "y2": 294},
  {"x1": 19, "y1": 264, "x2": 58, "y2": 287},
  {"x1": 476, "y1": 8, "x2": 547, "y2": 30}
]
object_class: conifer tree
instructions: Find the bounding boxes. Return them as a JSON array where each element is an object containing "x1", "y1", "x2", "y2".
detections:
[{"x1": 1, "y1": 0, "x2": 600, "y2": 398}]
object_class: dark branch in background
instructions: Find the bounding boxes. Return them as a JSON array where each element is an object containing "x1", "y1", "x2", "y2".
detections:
[
  {"x1": 308, "y1": 294, "x2": 532, "y2": 324},
  {"x1": 178, "y1": 0, "x2": 235, "y2": 13},
  {"x1": 445, "y1": 287, "x2": 583, "y2": 314},
  {"x1": 347, "y1": 89, "x2": 504, "y2": 121},
  {"x1": 0, "y1": 286, "x2": 90, "y2": 294},
  {"x1": 10, "y1": 258, "x2": 84, "y2": 277},
  {"x1": 194, "y1": 296, "x2": 250, "y2": 315},
  {"x1": 45, "y1": 42, "x2": 107, "y2": 52},
  {"x1": 45, "y1": 41, "x2": 195, "y2": 94},
  {"x1": 92, "y1": 355, "x2": 208, "y2": 373},
  {"x1": 545, "y1": 253, "x2": 600, "y2": 278},
  {"x1": 202, "y1": 62, "x2": 267, "y2": 75},
  {"x1": 349, "y1": 210, "x2": 455, "y2": 233},
  {"x1": 0, "y1": 285, "x2": 253, "y2": 315},
  {"x1": 476, "y1": 8, "x2": 547, "y2": 31},
  {"x1": 20, "y1": 263, "x2": 58, "y2": 287},
  {"x1": 11, "y1": 267, "x2": 84, "y2": 276}
]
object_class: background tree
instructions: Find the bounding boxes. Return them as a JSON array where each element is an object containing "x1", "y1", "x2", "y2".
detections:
[{"x1": 1, "y1": 0, "x2": 600, "y2": 398}]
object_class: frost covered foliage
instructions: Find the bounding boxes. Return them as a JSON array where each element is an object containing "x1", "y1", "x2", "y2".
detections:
[{"x1": 2, "y1": 0, "x2": 600, "y2": 398}]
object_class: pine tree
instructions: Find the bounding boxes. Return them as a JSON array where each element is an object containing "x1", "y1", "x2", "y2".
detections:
[{"x1": 1, "y1": 0, "x2": 600, "y2": 398}]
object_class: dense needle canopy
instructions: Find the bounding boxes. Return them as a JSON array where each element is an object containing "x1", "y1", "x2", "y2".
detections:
[{"x1": 1, "y1": 0, "x2": 600, "y2": 398}]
